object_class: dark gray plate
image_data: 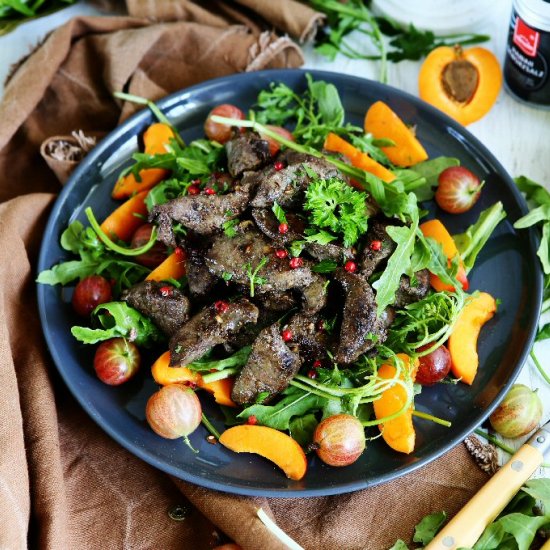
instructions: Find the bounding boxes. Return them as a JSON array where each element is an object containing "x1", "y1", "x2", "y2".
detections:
[{"x1": 37, "y1": 69, "x2": 542, "y2": 497}]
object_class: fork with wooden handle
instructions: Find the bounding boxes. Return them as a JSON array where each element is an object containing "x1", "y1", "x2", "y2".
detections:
[{"x1": 426, "y1": 423, "x2": 550, "y2": 550}]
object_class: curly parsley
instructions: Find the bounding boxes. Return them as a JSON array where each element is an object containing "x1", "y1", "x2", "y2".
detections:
[{"x1": 303, "y1": 177, "x2": 369, "y2": 247}]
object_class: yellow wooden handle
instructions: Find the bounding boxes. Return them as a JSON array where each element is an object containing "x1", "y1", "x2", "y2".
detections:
[{"x1": 425, "y1": 444, "x2": 544, "y2": 550}]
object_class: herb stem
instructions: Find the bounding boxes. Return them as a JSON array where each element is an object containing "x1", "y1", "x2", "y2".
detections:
[
  {"x1": 201, "y1": 413, "x2": 221, "y2": 439},
  {"x1": 113, "y1": 91, "x2": 185, "y2": 148},
  {"x1": 201, "y1": 368, "x2": 239, "y2": 384},
  {"x1": 85, "y1": 207, "x2": 158, "y2": 256},
  {"x1": 412, "y1": 410, "x2": 452, "y2": 428},
  {"x1": 531, "y1": 349, "x2": 550, "y2": 386}
]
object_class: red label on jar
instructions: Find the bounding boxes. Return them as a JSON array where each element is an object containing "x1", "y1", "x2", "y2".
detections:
[{"x1": 513, "y1": 17, "x2": 540, "y2": 57}]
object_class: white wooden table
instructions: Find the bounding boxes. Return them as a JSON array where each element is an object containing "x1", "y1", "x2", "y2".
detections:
[{"x1": 1, "y1": 0, "x2": 549, "y2": 462}]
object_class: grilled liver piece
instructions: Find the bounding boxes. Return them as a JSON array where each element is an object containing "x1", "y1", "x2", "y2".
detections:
[
  {"x1": 334, "y1": 269, "x2": 379, "y2": 364},
  {"x1": 121, "y1": 281, "x2": 190, "y2": 336},
  {"x1": 231, "y1": 323, "x2": 302, "y2": 405},
  {"x1": 169, "y1": 298, "x2": 258, "y2": 366},
  {"x1": 251, "y1": 151, "x2": 344, "y2": 209},
  {"x1": 205, "y1": 227, "x2": 315, "y2": 295},
  {"x1": 225, "y1": 130, "x2": 270, "y2": 177}
]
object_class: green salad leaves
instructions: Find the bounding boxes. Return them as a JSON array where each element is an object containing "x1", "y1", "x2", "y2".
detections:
[
  {"x1": 71, "y1": 302, "x2": 164, "y2": 347},
  {"x1": 390, "y1": 479, "x2": 550, "y2": 549},
  {"x1": 37, "y1": 220, "x2": 149, "y2": 294}
]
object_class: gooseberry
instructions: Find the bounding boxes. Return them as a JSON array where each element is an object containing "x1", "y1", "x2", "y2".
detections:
[
  {"x1": 489, "y1": 384, "x2": 543, "y2": 439},
  {"x1": 313, "y1": 414, "x2": 366, "y2": 467},
  {"x1": 146, "y1": 384, "x2": 202, "y2": 440}
]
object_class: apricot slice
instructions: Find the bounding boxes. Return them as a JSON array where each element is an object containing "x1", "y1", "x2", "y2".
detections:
[
  {"x1": 419, "y1": 219, "x2": 469, "y2": 292},
  {"x1": 448, "y1": 292, "x2": 496, "y2": 385},
  {"x1": 219, "y1": 425, "x2": 307, "y2": 480},
  {"x1": 112, "y1": 123, "x2": 174, "y2": 199},
  {"x1": 419, "y1": 45, "x2": 502, "y2": 126},
  {"x1": 99, "y1": 190, "x2": 149, "y2": 242},
  {"x1": 323, "y1": 132, "x2": 396, "y2": 183},
  {"x1": 146, "y1": 250, "x2": 186, "y2": 282},
  {"x1": 151, "y1": 351, "x2": 237, "y2": 407},
  {"x1": 373, "y1": 354, "x2": 418, "y2": 454},
  {"x1": 364, "y1": 101, "x2": 428, "y2": 167}
]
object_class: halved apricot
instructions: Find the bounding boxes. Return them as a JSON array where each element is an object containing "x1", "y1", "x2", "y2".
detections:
[{"x1": 419, "y1": 45, "x2": 502, "y2": 126}]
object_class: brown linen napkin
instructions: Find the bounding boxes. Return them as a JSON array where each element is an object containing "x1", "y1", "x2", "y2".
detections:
[{"x1": 0, "y1": 4, "x2": 489, "y2": 549}]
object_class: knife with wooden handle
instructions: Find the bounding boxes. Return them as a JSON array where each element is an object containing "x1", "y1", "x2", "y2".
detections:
[{"x1": 426, "y1": 423, "x2": 550, "y2": 550}]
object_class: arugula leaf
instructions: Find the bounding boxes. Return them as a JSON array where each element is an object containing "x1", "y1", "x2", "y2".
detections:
[
  {"x1": 386, "y1": 291, "x2": 464, "y2": 354},
  {"x1": 254, "y1": 74, "x2": 387, "y2": 155},
  {"x1": 454, "y1": 202, "x2": 506, "y2": 272},
  {"x1": 237, "y1": 386, "x2": 326, "y2": 430},
  {"x1": 515, "y1": 175, "x2": 550, "y2": 206},
  {"x1": 312, "y1": 259, "x2": 338, "y2": 273},
  {"x1": 37, "y1": 221, "x2": 149, "y2": 294},
  {"x1": 187, "y1": 346, "x2": 252, "y2": 373},
  {"x1": 311, "y1": 1, "x2": 488, "y2": 84},
  {"x1": 304, "y1": 177, "x2": 369, "y2": 247},
  {"x1": 514, "y1": 188, "x2": 550, "y2": 275},
  {"x1": 372, "y1": 195, "x2": 418, "y2": 314},
  {"x1": 308, "y1": 74, "x2": 345, "y2": 127},
  {"x1": 402, "y1": 157, "x2": 460, "y2": 201},
  {"x1": 412, "y1": 511, "x2": 447, "y2": 545},
  {"x1": 475, "y1": 514, "x2": 549, "y2": 550},
  {"x1": 71, "y1": 302, "x2": 164, "y2": 347},
  {"x1": 537, "y1": 322, "x2": 550, "y2": 341},
  {"x1": 271, "y1": 201, "x2": 288, "y2": 225},
  {"x1": 304, "y1": 229, "x2": 338, "y2": 245},
  {"x1": 289, "y1": 413, "x2": 318, "y2": 447}
]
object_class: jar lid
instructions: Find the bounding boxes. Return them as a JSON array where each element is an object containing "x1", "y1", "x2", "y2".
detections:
[
  {"x1": 515, "y1": 0, "x2": 550, "y2": 31},
  {"x1": 371, "y1": 0, "x2": 500, "y2": 34}
]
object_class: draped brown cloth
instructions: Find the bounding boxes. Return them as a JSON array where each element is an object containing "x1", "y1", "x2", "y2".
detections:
[{"x1": 0, "y1": 2, "x2": 489, "y2": 548}]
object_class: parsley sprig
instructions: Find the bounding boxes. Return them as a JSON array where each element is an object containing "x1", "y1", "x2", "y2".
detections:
[
  {"x1": 304, "y1": 177, "x2": 369, "y2": 247},
  {"x1": 310, "y1": 0, "x2": 489, "y2": 84}
]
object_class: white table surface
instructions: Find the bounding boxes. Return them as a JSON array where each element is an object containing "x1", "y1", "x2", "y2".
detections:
[{"x1": 1, "y1": 1, "x2": 549, "y2": 463}]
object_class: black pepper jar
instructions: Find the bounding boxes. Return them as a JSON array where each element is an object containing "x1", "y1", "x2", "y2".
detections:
[{"x1": 504, "y1": 0, "x2": 550, "y2": 107}]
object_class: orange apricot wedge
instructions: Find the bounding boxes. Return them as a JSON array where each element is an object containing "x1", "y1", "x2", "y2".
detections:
[
  {"x1": 323, "y1": 132, "x2": 396, "y2": 183},
  {"x1": 151, "y1": 351, "x2": 237, "y2": 407},
  {"x1": 146, "y1": 250, "x2": 187, "y2": 282},
  {"x1": 219, "y1": 425, "x2": 307, "y2": 480},
  {"x1": 448, "y1": 292, "x2": 496, "y2": 385},
  {"x1": 99, "y1": 190, "x2": 149, "y2": 242},
  {"x1": 419, "y1": 46, "x2": 502, "y2": 126},
  {"x1": 112, "y1": 123, "x2": 175, "y2": 199},
  {"x1": 373, "y1": 354, "x2": 418, "y2": 454},
  {"x1": 419, "y1": 219, "x2": 469, "y2": 292},
  {"x1": 364, "y1": 101, "x2": 428, "y2": 167}
]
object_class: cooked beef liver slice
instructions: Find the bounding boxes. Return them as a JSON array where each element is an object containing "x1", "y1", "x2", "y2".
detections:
[
  {"x1": 121, "y1": 281, "x2": 190, "y2": 336},
  {"x1": 334, "y1": 268, "x2": 379, "y2": 364},
  {"x1": 149, "y1": 185, "x2": 250, "y2": 245},
  {"x1": 225, "y1": 130, "x2": 270, "y2": 177},
  {"x1": 251, "y1": 152, "x2": 344, "y2": 209},
  {"x1": 169, "y1": 298, "x2": 258, "y2": 366},
  {"x1": 231, "y1": 323, "x2": 301, "y2": 405},
  {"x1": 205, "y1": 227, "x2": 315, "y2": 294}
]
